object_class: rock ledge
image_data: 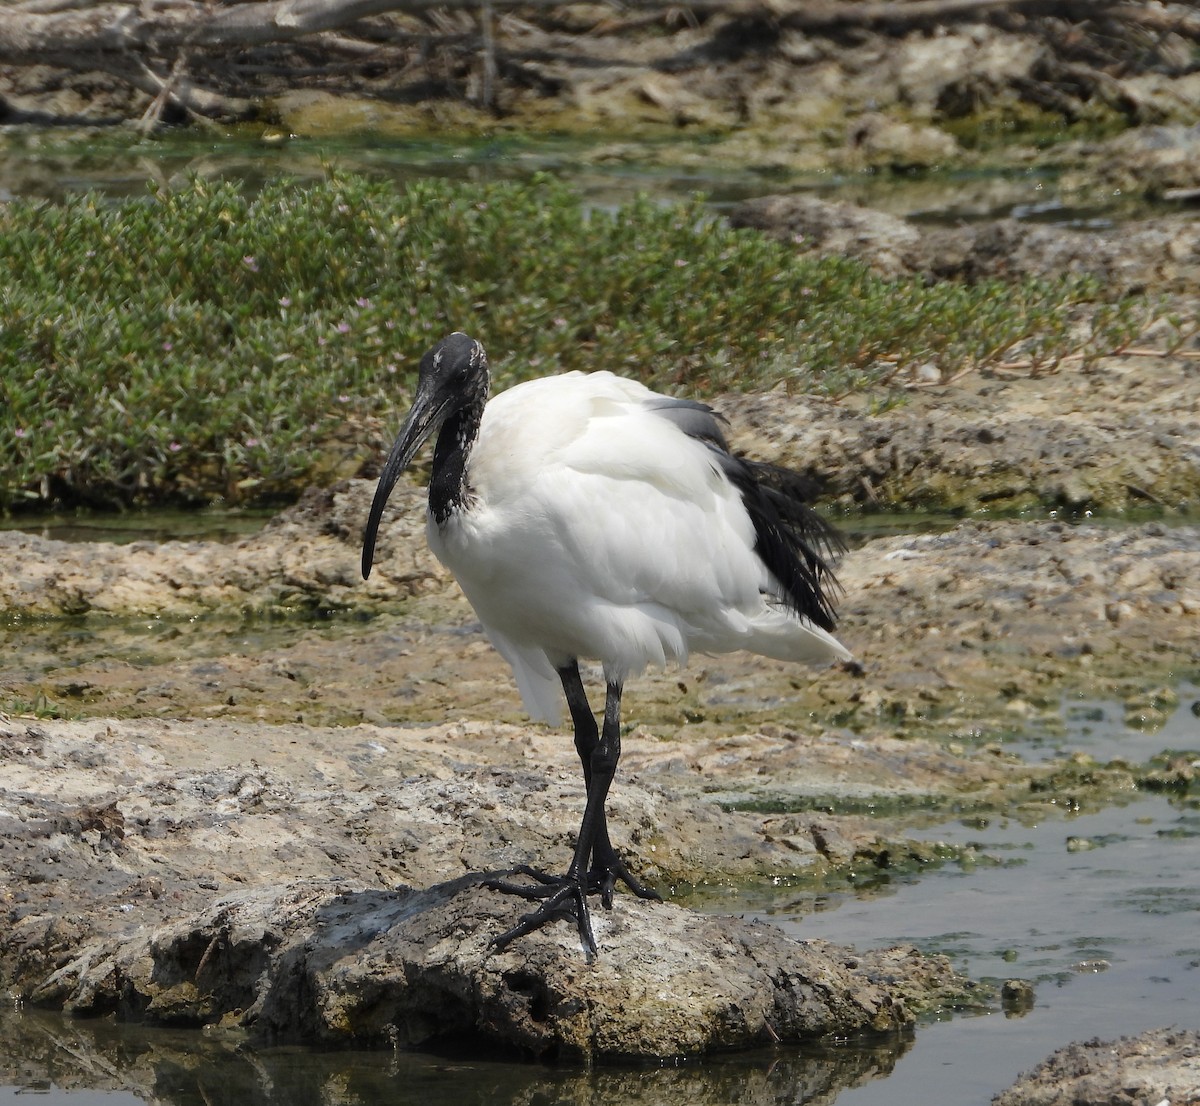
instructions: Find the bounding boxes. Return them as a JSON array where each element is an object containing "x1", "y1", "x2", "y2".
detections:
[{"x1": 32, "y1": 877, "x2": 965, "y2": 1062}]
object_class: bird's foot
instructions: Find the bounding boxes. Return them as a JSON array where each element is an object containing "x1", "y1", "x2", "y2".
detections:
[
  {"x1": 483, "y1": 864, "x2": 570, "y2": 899},
  {"x1": 483, "y1": 853, "x2": 661, "y2": 954},
  {"x1": 486, "y1": 855, "x2": 660, "y2": 908},
  {"x1": 589, "y1": 847, "x2": 662, "y2": 910},
  {"x1": 485, "y1": 871, "x2": 597, "y2": 956}
]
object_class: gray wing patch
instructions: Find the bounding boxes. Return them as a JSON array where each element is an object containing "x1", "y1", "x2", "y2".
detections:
[
  {"x1": 644, "y1": 396, "x2": 730, "y2": 450},
  {"x1": 645, "y1": 395, "x2": 843, "y2": 631}
]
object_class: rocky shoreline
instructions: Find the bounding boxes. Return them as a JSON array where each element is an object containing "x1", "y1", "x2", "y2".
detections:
[
  {"x1": 1, "y1": 204, "x2": 1197, "y2": 1094},
  {"x1": 2, "y1": 464, "x2": 1197, "y2": 1085},
  {"x1": 3, "y1": 4, "x2": 1200, "y2": 1098}
]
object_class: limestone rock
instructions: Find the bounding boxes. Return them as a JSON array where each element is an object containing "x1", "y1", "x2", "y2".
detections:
[
  {"x1": 32, "y1": 877, "x2": 965, "y2": 1061},
  {"x1": 992, "y1": 1027, "x2": 1200, "y2": 1106}
]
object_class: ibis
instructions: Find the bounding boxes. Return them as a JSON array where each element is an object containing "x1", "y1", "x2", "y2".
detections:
[{"x1": 362, "y1": 332, "x2": 851, "y2": 956}]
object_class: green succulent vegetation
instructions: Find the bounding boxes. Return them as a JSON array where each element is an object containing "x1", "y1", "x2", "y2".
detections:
[{"x1": 0, "y1": 172, "x2": 1143, "y2": 512}]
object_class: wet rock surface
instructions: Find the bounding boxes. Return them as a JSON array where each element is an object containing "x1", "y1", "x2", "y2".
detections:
[
  {"x1": 721, "y1": 369, "x2": 1200, "y2": 516},
  {"x1": 730, "y1": 193, "x2": 1200, "y2": 292},
  {"x1": 29, "y1": 875, "x2": 961, "y2": 1059},
  {"x1": 0, "y1": 710, "x2": 977, "y2": 1056},
  {"x1": 992, "y1": 1027, "x2": 1200, "y2": 1106},
  {"x1": 0, "y1": 480, "x2": 434, "y2": 619},
  {"x1": 3, "y1": 478, "x2": 1197, "y2": 733},
  {"x1": 0, "y1": 461, "x2": 1195, "y2": 1088},
  {"x1": 1064, "y1": 123, "x2": 1200, "y2": 202},
  {"x1": 1, "y1": 495, "x2": 1196, "y2": 1060}
]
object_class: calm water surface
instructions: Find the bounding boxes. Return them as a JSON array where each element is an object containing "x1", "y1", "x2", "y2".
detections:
[{"x1": 0, "y1": 128, "x2": 1141, "y2": 227}]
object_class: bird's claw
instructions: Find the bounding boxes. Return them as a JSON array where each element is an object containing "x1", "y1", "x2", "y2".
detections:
[
  {"x1": 482, "y1": 865, "x2": 568, "y2": 899},
  {"x1": 485, "y1": 858, "x2": 659, "y2": 907},
  {"x1": 488, "y1": 875, "x2": 597, "y2": 957},
  {"x1": 590, "y1": 852, "x2": 661, "y2": 907},
  {"x1": 483, "y1": 854, "x2": 660, "y2": 954}
]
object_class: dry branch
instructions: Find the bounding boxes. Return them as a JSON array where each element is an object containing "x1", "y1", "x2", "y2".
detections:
[
  {"x1": 0, "y1": 0, "x2": 1152, "y2": 63},
  {"x1": 1, "y1": 0, "x2": 1194, "y2": 127}
]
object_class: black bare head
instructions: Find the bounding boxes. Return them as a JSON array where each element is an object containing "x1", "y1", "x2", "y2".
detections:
[{"x1": 361, "y1": 332, "x2": 489, "y2": 578}]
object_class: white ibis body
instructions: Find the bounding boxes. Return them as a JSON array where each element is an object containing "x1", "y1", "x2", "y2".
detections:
[{"x1": 362, "y1": 332, "x2": 851, "y2": 955}]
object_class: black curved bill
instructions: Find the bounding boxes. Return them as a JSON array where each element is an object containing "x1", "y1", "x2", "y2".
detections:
[{"x1": 361, "y1": 387, "x2": 450, "y2": 579}]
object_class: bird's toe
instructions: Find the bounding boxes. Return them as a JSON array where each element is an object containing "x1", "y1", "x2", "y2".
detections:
[{"x1": 488, "y1": 875, "x2": 597, "y2": 956}]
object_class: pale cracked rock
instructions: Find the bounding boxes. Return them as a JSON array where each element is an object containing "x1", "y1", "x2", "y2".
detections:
[
  {"x1": 992, "y1": 1026, "x2": 1200, "y2": 1106},
  {"x1": 31, "y1": 877, "x2": 965, "y2": 1061}
]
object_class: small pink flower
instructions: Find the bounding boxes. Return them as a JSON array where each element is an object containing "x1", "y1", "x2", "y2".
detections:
[
  {"x1": 243, "y1": 255, "x2": 259, "y2": 272},
  {"x1": 336, "y1": 322, "x2": 351, "y2": 334},
  {"x1": 14, "y1": 427, "x2": 27, "y2": 439},
  {"x1": 356, "y1": 297, "x2": 371, "y2": 308},
  {"x1": 279, "y1": 296, "x2": 292, "y2": 307},
  {"x1": 169, "y1": 441, "x2": 182, "y2": 452},
  {"x1": 337, "y1": 394, "x2": 350, "y2": 403},
  {"x1": 162, "y1": 341, "x2": 173, "y2": 352},
  {"x1": 245, "y1": 437, "x2": 260, "y2": 448}
]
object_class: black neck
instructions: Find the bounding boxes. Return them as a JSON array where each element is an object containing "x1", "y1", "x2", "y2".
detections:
[{"x1": 428, "y1": 398, "x2": 484, "y2": 525}]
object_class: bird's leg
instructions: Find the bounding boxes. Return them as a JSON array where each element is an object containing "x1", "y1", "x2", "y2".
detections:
[
  {"x1": 560, "y1": 665, "x2": 660, "y2": 909},
  {"x1": 490, "y1": 664, "x2": 657, "y2": 900},
  {"x1": 484, "y1": 665, "x2": 599, "y2": 895},
  {"x1": 488, "y1": 671, "x2": 656, "y2": 954},
  {"x1": 487, "y1": 677, "x2": 616, "y2": 955}
]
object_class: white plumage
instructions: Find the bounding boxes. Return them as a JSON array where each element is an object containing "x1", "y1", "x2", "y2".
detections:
[
  {"x1": 362, "y1": 332, "x2": 850, "y2": 956},
  {"x1": 429, "y1": 370, "x2": 849, "y2": 724}
]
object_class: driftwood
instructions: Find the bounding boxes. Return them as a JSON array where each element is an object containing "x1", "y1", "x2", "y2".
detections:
[
  {"x1": 0, "y1": 0, "x2": 1161, "y2": 57},
  {"x1": 0, "y1": 0, "x2": 1196, "y2": 127}
]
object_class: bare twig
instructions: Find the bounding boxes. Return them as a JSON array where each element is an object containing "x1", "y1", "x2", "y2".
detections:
[
  {"x1": 479, "y1": 0, "x2": 497, "y2": 111},
  {"x1": 92, "y1": 52, "x2": 257, "y2": 120},
  {"x1": 0, "y1": 0, "x2": 1176, "y2": 126},
  {"x1": 135, "y1": 53, "x2": 186, "y2": 133},
  {"x1": 0, "y1": 0, "x2": 1137, "y2": 63}
]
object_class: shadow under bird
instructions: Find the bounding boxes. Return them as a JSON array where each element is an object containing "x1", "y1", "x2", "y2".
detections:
[{"x1": 362, "y1": 332, "x2": 851, "y2": 956}]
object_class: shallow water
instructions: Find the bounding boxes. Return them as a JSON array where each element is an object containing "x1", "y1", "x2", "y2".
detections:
[
  {"x1": 2, "y1": 691, "x2": 1196, "y2": 1105},
  {"x1": 734, "y1": 795, "x2": 1200, "y2": 1103},
  {"x1": 0, "y1": 128, "x2": 1144, "y2": 227},
  {"x1": 720, "y1": 690, "x2": 1200, "y2": 1102},
  {"x1": 0, "y1": 506, "x2": 276, "y2": 546}
]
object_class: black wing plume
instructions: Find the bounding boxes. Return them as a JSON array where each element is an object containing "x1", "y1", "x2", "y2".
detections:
[
  {"x1": 721, "y1": 456, "x2": 844, "y2": 632},
  {"x1": 646, "y1": 395, "x2": 844, "y2": 632}
]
